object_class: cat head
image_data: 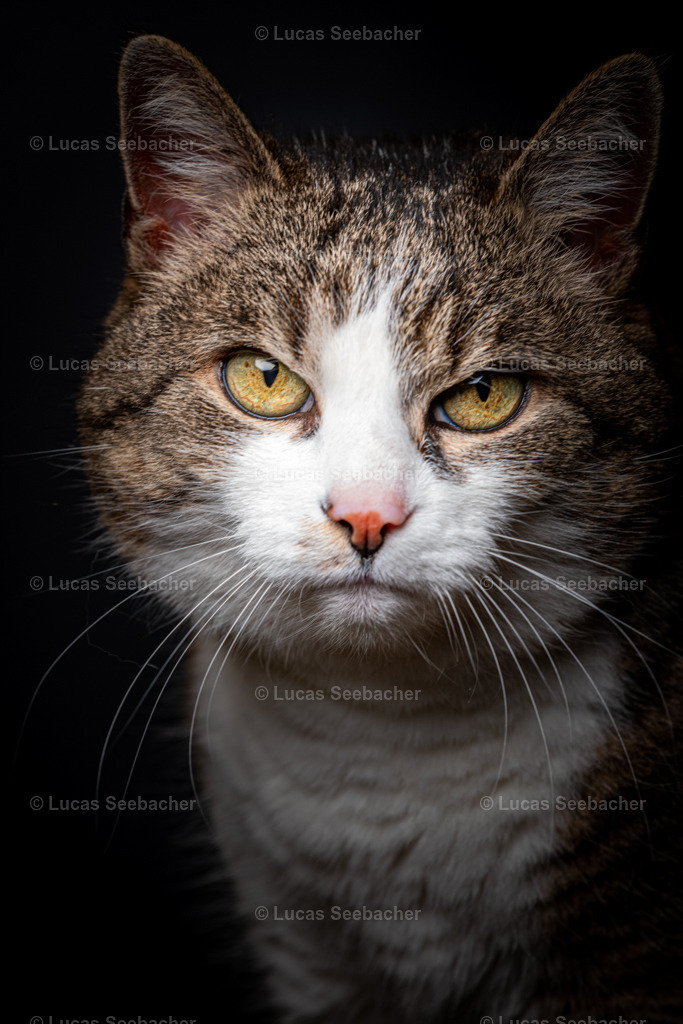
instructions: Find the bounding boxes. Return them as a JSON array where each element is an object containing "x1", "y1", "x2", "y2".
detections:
[{"x1": 80, "y1": 37, "x2": 668, "y2": 668}]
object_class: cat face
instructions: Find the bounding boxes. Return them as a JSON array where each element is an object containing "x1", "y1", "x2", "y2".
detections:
[{"x1": 80, "y1": 37, "x2": 668, "y2": 663}]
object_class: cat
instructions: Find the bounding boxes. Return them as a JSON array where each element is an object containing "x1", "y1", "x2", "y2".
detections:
[{"x1": 79, "y1": 35, "x2": 682, "y2": 1023}]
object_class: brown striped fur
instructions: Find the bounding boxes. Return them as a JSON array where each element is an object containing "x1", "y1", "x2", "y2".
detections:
[{"x1": 80, "y1": 36, "x2": 682, "y2": 1022}]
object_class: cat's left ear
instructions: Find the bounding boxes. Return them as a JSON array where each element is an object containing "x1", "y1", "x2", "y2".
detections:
[{"x1": 497, "y1": 55, "x2": 662, "y2": 292}]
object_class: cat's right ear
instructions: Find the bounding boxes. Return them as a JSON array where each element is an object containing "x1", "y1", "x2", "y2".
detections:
[{"x1": 118, "y1": 35, "x2": 281, "y2": 271}]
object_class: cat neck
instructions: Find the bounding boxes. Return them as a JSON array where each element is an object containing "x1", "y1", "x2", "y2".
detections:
[
  {"x1": 192, "y1": 626, "x2": 623, "y2": 726},
  {"x1": 195, "y1": 630, "x2": 626, "y2": 874}
]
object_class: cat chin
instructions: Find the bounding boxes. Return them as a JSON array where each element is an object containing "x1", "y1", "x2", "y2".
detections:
[
  {"x1": 261, "y1": 588, "x2": 439, "y2": 660},
  {"x1": 186, "y1": 586, "x2": 435, "y2": 662}
]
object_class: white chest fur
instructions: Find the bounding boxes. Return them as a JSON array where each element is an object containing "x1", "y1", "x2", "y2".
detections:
[{"x1": 194, "y1": 638, "x2": 622, "y2": 1018}]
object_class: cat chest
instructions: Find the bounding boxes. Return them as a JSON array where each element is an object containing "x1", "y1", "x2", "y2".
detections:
[
  {"x1": 200, "y1": 649, "x2": 619, "y2": 1006},
  {"x1": 205, "y1": 676, "x2": 600, "y2": 918}
]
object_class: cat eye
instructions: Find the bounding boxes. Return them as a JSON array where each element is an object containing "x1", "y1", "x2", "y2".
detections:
[
  {"x1": 434, "y1": 372, "x2": 526, "y2": 431},
  {"x1": 222, "y1": 350, "x2": 313, "y2": 419}
]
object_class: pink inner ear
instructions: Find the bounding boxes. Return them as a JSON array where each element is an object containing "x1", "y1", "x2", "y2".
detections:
[
  {"x1": 561, "y1": 221, "x2": 622, "y2": 267},
  {"x1": 559, "y1": 181, "x2": 645, "y2": 270},
  {"x1": 117, "y1": 37, "x2": 282, "y2": 273},
  {"x1": 153, "y1": 192, "x2": 200, "y2": 232},
  {"x1": 132, "y1": 154, "x2": 202, "y2": 238},
  {"x1": 125, "y1": 158, "x2": 207, "y2": 265}
]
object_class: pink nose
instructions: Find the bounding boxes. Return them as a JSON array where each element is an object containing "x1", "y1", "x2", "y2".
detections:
[{"x1": 327, "y1": 493, "x2": 408, "y2": 554}]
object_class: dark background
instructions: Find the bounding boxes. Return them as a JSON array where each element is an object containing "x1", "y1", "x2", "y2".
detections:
[{"x1": 8, "y1": 4, "x2": 677, "y2": 1022}]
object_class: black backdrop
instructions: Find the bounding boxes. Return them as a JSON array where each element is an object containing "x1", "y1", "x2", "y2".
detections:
[{"x1": 8, "y1": 4, "x2": 677, "y2": 1022}]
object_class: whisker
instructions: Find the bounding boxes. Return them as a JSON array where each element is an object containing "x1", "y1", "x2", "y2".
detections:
[
  {"x1": 492, "y1": 571, "x2": 651, "y2": 842},
  {"x1": 104, "y1": 565, "x2": 253, "y2": 757},
  {"x1": 443, "y1": 588, "x2": 479, "y2": 681},
  {"x1": 204, "y1": 579, "x2": 298, "y2": 762},
  {"x1": 434, "y1": 590, "x2": 461, "y2": 662},
  {"x1": 405, "y1": 634, "x2": 449, "y2": 679},
  {"x1": 491, "y1": 577, "x2": 572, "y2": 736},
  {"x1": 490, "y1": 532, "x2": 638, "y2": 580},
  {"x1": 190, "y1": 579, "x2": 275, "y2": 820},
  {"x1": 78, "y1": 535, "x2": 238, "y2": 582},
  {"x1": 4, "y1": 444, "x2": 111, "y2": 459},
  {"x1": 13, "y1": 543, "x2": 242, "y2": 774},
  {"x1": 471, "y1": 580, "x2": 555, "y2": 827},
  {"x1": 493, "y1": 551, "x2": 674, "y2": 736},
  {"x1": 634, "y1": 444, "x2": 683, "y2": 462},
  {"x1": 461, "y1": 591, "x2": 508, "y2": 794},
  {"x1": 102, "y1": 567, "x2": 262, "y2": 848},
  {"x1": 493, "y1": 552, "x2": 676, "y2": 656}
]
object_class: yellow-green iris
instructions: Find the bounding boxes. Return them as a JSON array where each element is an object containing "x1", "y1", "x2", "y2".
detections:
[
  {"x1": 441, "y1": 373, "x2": 525, "y2": 431},
  {"x1": 224, "y1": 351, "x2": 311, "y2": 418}
]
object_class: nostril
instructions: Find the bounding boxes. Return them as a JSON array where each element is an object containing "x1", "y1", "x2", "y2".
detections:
[
  {"x1": 325, "y1": 493, "x2": 409, "y2": 556},
  {"x1": 336, "y1": 518, "x2": 375, "y2": 557}
]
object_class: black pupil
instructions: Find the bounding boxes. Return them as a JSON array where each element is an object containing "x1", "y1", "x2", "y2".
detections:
[
  {"x1": 472, "y1": 373, "x2": 491, "y2": 403},
  {"x1": 260, "y1": 361, "x2": 279, "y2": 388}
]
